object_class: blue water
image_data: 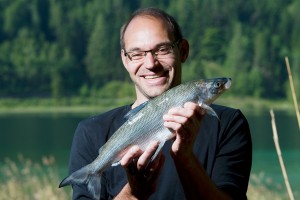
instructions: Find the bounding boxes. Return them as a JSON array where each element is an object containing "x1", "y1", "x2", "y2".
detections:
[{"x1": 245, "y1": 110, "x2": 300, "y2": 198}]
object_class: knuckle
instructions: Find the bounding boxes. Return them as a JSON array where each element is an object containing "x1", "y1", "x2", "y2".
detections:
[{"x1": 137, "y1": 161, "x2": 145, "y2": 169}]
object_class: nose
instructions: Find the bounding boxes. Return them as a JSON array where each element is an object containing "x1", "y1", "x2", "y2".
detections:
[{"x1": 144, "y1": 51, "x2": 157, "y2": 69}]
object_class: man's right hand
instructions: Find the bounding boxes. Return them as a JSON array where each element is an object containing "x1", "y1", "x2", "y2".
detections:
[{"x1": 115, "y1": 141, "x2": 165, "y2": 200}]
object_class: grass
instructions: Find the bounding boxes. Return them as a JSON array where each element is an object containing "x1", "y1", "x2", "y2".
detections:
[
  {"x1": 0, "y1": 155, "x2": 296, "y2": 200},
  {"x1": 0, "y1": 155, "x2": 71, "y2": 200}
]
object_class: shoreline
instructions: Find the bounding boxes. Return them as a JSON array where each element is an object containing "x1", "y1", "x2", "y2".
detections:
[{"x1": 0, "y1": 96, "x2": 295, "y2": 114}]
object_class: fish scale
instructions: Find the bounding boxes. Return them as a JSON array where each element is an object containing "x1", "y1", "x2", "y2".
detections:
[{"x1": 59, "y1": 77, "x2": 231, "y2": 200}]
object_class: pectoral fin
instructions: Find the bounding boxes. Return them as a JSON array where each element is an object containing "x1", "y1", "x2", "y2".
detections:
[{"x1": 198, "y1": 102, "x2": 219, "y2": 120}]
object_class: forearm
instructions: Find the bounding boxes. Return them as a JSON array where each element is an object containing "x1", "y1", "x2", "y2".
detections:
[
  {"x1": 114, "y1": 184, "x2": 140, "y2": 200},
  {"x1": 172, "y1": 152, "x2": 232, "y2": 200}
]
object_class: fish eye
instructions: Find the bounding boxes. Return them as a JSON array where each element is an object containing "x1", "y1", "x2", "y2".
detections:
[{"x1": 214, "y1": 81, "x2": 222, "y2": 88}]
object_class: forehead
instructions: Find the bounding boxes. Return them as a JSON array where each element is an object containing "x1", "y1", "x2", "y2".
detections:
[{"x1": 123, "y1": 16, "x2": 173, "y2": 49}]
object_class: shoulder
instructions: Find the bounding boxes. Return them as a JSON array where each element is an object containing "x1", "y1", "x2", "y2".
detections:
[
  {"x1": 203, "y1": 104, "x2": 251, "y2": 145},
  {"x1": 212, "y1": 104, "x2": 245, "y2": 118},
  {"x1": 211, "y1": 104, "x2": 249, "y2": 126},
  {"x1": 210, "y1": 104, "x2": 251, "y2": 148},
  {"x1": 69, "y1": 105, "x2": 132, "y2": 171},
  {"x1": 77, "y1": 105, "x2": 131, "y2": 131},
  {"x1": 73, "y1": 105, "x2": 132, "y2": 150}
]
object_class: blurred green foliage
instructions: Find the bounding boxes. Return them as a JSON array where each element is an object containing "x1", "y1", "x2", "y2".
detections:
[{"x1": 0, "y1": 0, "x2": 299, "y2": 100}]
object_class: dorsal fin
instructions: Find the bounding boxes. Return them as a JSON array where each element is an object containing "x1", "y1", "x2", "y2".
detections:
[{"x1": 124, "y1": 101, "x2": 148, "y2": 120}]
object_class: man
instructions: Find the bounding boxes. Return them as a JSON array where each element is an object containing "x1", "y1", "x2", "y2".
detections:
[{"x1": 68, "y1": 7, "x2": 252, "y2": 200}]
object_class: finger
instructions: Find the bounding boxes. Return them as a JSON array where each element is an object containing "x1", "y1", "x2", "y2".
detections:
[
  {"x1": 120, "y1": 145, "x2": 143, "y2": 167},
  {"x1": 146, "y1": 151, "x2": 162, "y2": 173},
  {"x1": 183, "y1": 102, "x2": 198, "y2": 109},
  {"x1": 184, "y1": 102, "x2": 206, "y2": 116},
  {"x1": 137, "y1": 141, "x2": 160, "y2": 170},
  {"x1": 167, "y1": 106, "x2": 193, "y2": 117},
  {"x1": 166, "y1": 103, "x2": 203, "y2": 118},
  {"x1": 163, "y1": 120, "x2": 186, "y2": 133},
  {"x1": 148, "y1": 153, "x2": 165, "y2": 182}
]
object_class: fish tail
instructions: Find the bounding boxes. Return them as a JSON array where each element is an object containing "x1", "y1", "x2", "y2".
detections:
[{"x1": 59, "y1": 165, "x2": 102, "y2": 200}]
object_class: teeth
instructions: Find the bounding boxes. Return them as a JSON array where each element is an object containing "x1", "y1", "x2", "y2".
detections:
[{"x1": 145, "y1": 75, "x2": 160, "y2": 79}]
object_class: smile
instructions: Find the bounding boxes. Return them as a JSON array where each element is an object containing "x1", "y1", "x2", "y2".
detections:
[
  {"x1": 143, "y1": 71, "x2": 167, "y2": 79},
  {"x1": 144, "y1": 75, "x2": 161, "y2": 79}
]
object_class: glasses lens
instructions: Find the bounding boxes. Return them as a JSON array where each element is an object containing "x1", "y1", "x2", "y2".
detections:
[
  {"x1": 125, "y1": 41, "x2": 178, "y2": 62},
  {"x1": 156, "y1": 45, "x2": 173, "y2": 55},
  {"x1": 129, "y1": 52, "x2": 145, "y2": 61}
]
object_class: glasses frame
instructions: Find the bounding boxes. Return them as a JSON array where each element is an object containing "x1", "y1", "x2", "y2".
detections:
[{"x1": 123, "y1": 40, "x2": 181, "y2": 62}]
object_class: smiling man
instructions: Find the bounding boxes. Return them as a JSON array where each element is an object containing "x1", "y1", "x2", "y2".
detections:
[
  {"x1": 68, "y1": 7, "x2": 252, "y2": 200},
  {"x1": 120, "y1": 12, "x2": 188, "y2": 106}
]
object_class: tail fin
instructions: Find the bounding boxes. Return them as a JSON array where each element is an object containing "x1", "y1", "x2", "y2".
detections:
[{"x1": 59, "y1": 165, "x2": 102, "y2": 200}]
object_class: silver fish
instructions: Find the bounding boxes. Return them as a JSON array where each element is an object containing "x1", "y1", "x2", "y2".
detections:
[{"x1": 59, "y1": 77, "x2": 231, "y2": 199}]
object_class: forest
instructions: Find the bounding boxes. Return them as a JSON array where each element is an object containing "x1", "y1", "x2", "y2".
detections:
[{"x1": 0, "y1": 0, "x2": 299, "y2": 100}]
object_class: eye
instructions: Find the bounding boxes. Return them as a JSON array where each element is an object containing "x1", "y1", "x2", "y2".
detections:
[
  {"x1": 131, "y1": 52, "x2": 143, "y2": 57},
  {"x1": 214, "y1": 81, "x2": 222, "y2": 88},
  {"x1": 156, "y1": 46, "x2": 171, "y2": 55},
  {"x1": 129, "y1": 51, "x2": 144, "y2": 60}
]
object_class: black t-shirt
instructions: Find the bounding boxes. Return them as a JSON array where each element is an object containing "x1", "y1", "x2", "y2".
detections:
[{"x1": 68, "y1": 104, "x2": 252, "y2": 200}]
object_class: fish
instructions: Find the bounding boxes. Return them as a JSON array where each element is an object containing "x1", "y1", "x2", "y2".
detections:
[{"x1": 59, "y1": 77, "x2": 231, "y2": 199}]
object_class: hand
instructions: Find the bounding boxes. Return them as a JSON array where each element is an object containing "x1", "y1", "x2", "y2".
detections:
[
  {"x1": 163, "y1": 102, "x2": 206, "y2": 157},
  {"x1": 119, "y1": 141, "x2": 165, "y2": 199}
]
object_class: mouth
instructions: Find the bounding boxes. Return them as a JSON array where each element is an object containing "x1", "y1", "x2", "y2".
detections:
[
  {"x1": 225, "y1": 78, "x2": 231, "y2": 89},
  {"x1": 140, "y1": 71, "x2": 169, "y2": 87},
  {"x1": 144, "y1": 75, "x2": 162, "y2": 79},
  {"x1": 143, "y1": 71, "x2": 168, "y2": 79}
]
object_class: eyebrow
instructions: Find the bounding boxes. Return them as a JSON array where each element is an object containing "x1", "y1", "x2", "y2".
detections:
[{"x1": 126, "y1": 41, "x2": 172, "y2": 52}]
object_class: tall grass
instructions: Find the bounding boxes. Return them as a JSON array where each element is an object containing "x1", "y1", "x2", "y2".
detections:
[
  {"x1": 0, "y1": 155, "x2": 294, "y2": 200},
  {"x1": 248, "y1": 172, "x2": 295, "y2": 200},
  {"x1": 0, "y1": 155, "x2": 71, "y2": 200}
]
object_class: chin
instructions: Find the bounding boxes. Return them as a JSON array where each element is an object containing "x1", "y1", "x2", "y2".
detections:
[{"x1": 148, "y1": 86, "x2": 170, "y2": 98}]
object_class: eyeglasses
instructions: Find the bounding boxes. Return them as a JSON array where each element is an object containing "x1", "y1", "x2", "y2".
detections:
[{"x1": 124, "y1": 40, "x2": 180, "y2": 62}]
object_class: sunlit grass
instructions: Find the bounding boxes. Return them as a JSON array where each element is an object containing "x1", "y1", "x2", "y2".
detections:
[
  {"x1": 0, "y1": 155, "x2": 71, "y2": 200},
  {"x1": 247, "y1": 172, "x2": 296, "y2": 200},
  {"x1": 1, "y1": 156, "x2": 297, "y2": 200}
]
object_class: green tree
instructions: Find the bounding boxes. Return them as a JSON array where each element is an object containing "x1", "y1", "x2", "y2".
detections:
[{"x1": 85, "y1": 14, "x2": 112, "y2": 87}]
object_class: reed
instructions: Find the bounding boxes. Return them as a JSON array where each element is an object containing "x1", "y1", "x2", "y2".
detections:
[
  {"x1": 285, "y1": 57, "x2": 300, "y2": 132},
  {"x1": 270, "y1": 109, "x2": 295, "y2": 200}
]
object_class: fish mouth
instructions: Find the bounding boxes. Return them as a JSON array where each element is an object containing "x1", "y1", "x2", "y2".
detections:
[{"x1": 225, "y1": 78, "x2": 231, "y2": 89}]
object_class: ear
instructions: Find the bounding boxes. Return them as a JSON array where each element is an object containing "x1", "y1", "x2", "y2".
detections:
[
  {"x1": 179, "y1": 39, "x2": 189, "y2": 63},
  {"x1": 121, "y1": 49, "x2": 129, "y2": 70}
]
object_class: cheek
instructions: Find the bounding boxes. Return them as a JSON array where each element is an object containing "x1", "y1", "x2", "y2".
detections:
[
  {"x1": 168, "y1": 59, "x2": 180, "y2": 74},
  {"x1": 125, "y1": 63, "x2": 141, "y2": 76}
]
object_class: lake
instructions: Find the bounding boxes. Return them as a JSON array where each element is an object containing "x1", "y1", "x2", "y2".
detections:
[{"x1": 0, "y1": 109, "x2": 299, "y2": 198}]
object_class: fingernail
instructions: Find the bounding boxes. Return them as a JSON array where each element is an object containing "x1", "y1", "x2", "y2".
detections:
[{"x1": 130, "y1": 146, "x2": 139, "y2": 154}]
